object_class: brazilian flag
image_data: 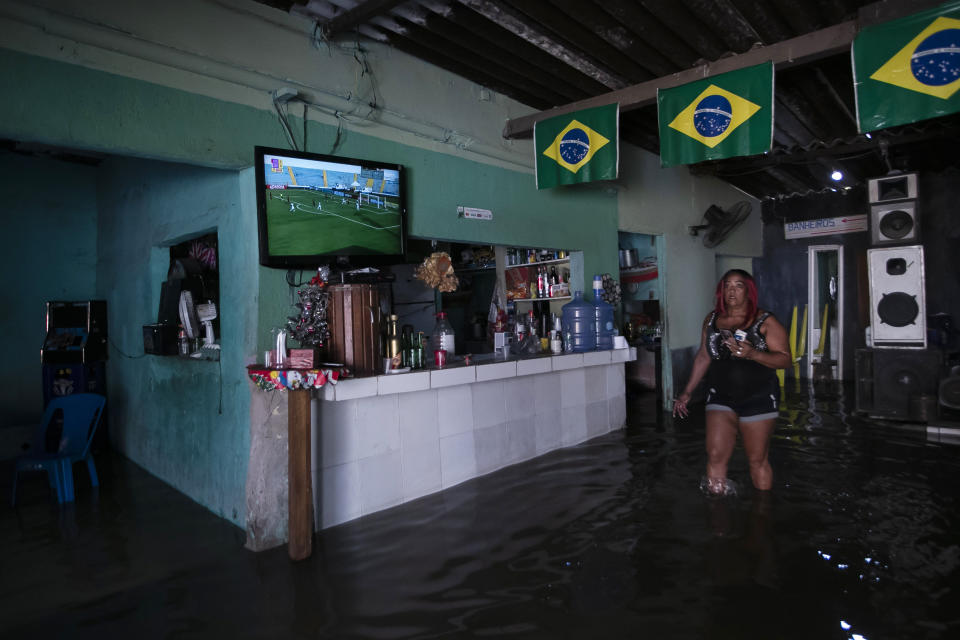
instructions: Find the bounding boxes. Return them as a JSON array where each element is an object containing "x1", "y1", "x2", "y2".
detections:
[
  {"x1": 535, "y1": 104, "x2": 619, "y2": 189},
  {"x1": 657, "y1": 62, "x2": 773, "y2": 168},
  {"x1": 854, "y1": 1, "x2": 960, "y2": 133}
]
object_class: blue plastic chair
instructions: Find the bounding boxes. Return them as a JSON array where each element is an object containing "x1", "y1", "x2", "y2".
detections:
[{"x1": 11, "y1": 393, "x2": 106, "y2": 505}]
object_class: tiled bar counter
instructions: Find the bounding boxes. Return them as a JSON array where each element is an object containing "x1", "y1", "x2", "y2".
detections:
[{"x1": 245, "y1": 348, "x2": 637, "y2": 554}]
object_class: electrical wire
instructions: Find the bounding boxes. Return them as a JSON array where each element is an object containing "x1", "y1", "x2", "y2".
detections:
[{"x1": 273, "y1": 98, "x2": 299, "y2": 151}]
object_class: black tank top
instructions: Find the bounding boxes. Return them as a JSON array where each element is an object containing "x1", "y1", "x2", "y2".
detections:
[{"x1": 705, "y1": 311, "x2": 778, "y2": 392}]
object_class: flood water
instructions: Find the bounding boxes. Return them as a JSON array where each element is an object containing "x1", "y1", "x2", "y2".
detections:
[{"x1": 2, "y1": 384, "x2": 958, "y2": 639}]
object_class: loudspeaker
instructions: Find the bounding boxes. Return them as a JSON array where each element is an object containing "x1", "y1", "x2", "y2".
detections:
[
  {"x1": 870, "y1": 201, "x2": 919, "y2": 245},
  {"x1": 868, "y1": 173, "x2": 917, "y2": 203},
  {"x1": 868, "y1": 173, "x2": 919, "y2": 246},
  {"x1": 867, "y1": 245, "x2": 926, "y2": 348},
  {"x1": 856, "y1": 348, "x2": 942, "y2": 421}
]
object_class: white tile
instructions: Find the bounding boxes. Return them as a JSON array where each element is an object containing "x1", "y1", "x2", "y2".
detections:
[
  {"x1": 504, "y1": 418, "x2": 537, "y2": 465},
  {"x1": 474, "y1": 423, "x2": 507, "y2": 474},
  {"x1": 608, "y1": 396, "x2": 626, "y2": 431},
  {"x1": 606, "y1": 364, "x2": 625, "y2": 399},
  {"x1": 356, "y1": 395, "x2": 400, "y2": 459},
  {"x1": 476, "y1": 360, "x2": 517, "y2": 381},
  {"x1": 400, "y1": 429, "x2": 442, "y2": 502},
  {"x1": 399, "y1": 390, "x2": 441, "y2": 501},
  {"x1": 318, "y1": 384, "x2": 337, "y2": 401},
  {"x1": 504, "y1": 375, "x2": 536, "y2": 419},
  {"x1": 318, "y1": 461, "x2": 361, "y2": 529},
  {"x1": 440, "y1": 431, "x2": 477, "y2": 488},
  {"x1": 534, "y1": 408, "x2": 563, "y2": 455},
  {"x1": 552, "y1": 353, "x2": 584, "y2": 370},
  {"x1": 472, "y1": 380, "x2": 506, "y2": 429},
  {"x1": 585, "y1": 365, "x2": 606, "y2": 403},
  {"x1": 586, "y1": 400, "x2": 609, "y2": 438},
  {"x1": 559, "y1": 369, "x2": 587, "y2": 409},
  {"x1": 333, "y1": 376, "x2": 379, "y2": 400},
  {"x1": 582, "y1": 350, "x2": 611, "y2": 367},
  {"x1": 561, "y1": 404, "x2": 588, "y2": 446},
  {"x1": 517, "y1": 357, "x2": 552, "y2": 376},
  {"x1": 399, "y1": 389, "x2": 438, "y2": 435},
  {"x1": 359, "y1": 450, "x2": 403, "y2": 513},
  {"x1": 378, "y1": 371, "x2": 430, "y2": 395},
  {"x1": 534, "y1": 372, "x2": 561, "y2": 415},
  {"x1": 318, "y1": 399, "x2": 358, "y2": 467},
  {"x1": 611, "y1": 348, "x2": 632, "y2": 363},
  {"x1": 431, "y1": 366, "x2": 477, "y2": 388},
  {"x1": 437, "y1": 385, "x2": 474, "y2": 437}
]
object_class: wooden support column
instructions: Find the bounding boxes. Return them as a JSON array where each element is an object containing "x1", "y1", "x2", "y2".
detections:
[{"x1": 287, "y1": 389, "x2": 313, "y2": 561}]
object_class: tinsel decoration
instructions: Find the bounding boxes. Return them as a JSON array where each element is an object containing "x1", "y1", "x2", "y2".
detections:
[
  {"x1": 414, "y1": 251, "x2": 459, "y2": 292},
  {"x1": 600, "y1": 273, "x2": 622, "y2": 306},
  {"x1": 287, "y1": 283, "x2": 329, "y2": 348}
]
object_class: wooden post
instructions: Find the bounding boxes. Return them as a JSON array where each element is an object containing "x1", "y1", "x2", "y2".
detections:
[{"x1": 287, "y1": 389, "x2": 313, "y2": 561}]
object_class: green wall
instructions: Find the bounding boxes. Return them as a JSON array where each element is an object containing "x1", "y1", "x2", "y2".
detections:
[
  {"x1": 0, "y1": 151, "x2": 98, "y2": 428},
  {"x1": 0, "y1": 46, "x2": 619, "y2": 525},
  {"x1": 96, "y1": 158, "x2": 258, "y2": 525}
]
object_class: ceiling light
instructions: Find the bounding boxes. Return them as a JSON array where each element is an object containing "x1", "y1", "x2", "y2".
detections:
[{"x1": 831, "y1": 170, "x2": 843, "y2": 181}]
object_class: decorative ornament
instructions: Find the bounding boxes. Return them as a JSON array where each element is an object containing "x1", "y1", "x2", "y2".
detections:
[
  {"x1": 414, "y1": 252, "x2": 459, "y2": 292},
  {"x1": 287, "y1": 284, "x2": 329, "y2": 348}
]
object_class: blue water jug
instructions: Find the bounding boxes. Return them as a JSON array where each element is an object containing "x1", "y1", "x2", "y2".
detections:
[
  {"x1": 592, "y1": 275, "x2": 615, "y2": 350},
  {"x1": 561, "y1": 291, "x2": 596, "y2": 352},
  {"x1": 594, "y1": 298, "x2": 615, "y2": 350}
]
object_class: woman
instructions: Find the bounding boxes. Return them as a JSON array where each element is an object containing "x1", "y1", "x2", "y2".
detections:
[{"x1": 673, "y1": 269, "x2": 791, "y2": 494}]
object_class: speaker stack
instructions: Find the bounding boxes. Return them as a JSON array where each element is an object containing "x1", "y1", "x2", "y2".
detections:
[{"x1": 857, "y1": 173, "x2": 943, "y2": 421}]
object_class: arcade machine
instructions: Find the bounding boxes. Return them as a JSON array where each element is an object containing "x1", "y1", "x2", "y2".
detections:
[{"x1": 40, "y1": 300, "x2": 108, "y2": 442}]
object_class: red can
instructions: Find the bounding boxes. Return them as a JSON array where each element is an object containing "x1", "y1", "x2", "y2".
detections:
[{"x1": 434, "y1": 349, "x2": 447, "y2": 367}]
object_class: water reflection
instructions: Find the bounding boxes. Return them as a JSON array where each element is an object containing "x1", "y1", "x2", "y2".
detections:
[{"x1": 1, "y1": 384, "x2": 958, "y2": 639}]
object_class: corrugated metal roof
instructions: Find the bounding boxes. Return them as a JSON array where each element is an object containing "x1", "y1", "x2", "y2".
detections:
[{"x1": 261, "y1": 0, "x2": 960, "y2": 200}]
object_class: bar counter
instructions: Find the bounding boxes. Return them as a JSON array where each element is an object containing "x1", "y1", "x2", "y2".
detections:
[{"x1": 244, "y1": 347, "x2": 637, "y2": 556}]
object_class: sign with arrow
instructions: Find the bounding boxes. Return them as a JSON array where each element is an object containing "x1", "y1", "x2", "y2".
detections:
[{"x1": 784, "y1": 214, "x2": 868, "y2": 240}]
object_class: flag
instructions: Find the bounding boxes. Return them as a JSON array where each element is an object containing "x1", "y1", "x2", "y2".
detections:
[
  {"x1": 853, "y1": 1, "x2": 960, "y2": 132},
  {"x1": 535, "y1": 104, "x2": 619, "y2": 189},
  {"x1": 657, "y1": 62, "x2": 773, "y2": 167}
]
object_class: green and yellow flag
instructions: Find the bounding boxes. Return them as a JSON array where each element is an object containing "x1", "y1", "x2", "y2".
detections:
[
  {"x1": 854, "y1": 1, "x2": 960, "y2": 132},
  {"x1": 535, "y1": 104, "x2": 619, "y2": 189},
  {"x1": 657, "y1": 62, "x2": 773, "y2": 167}
]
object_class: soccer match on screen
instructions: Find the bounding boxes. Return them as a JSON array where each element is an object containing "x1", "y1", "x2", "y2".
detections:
[{"x1": 262, "y1": 154, "x2": 402, "y2": 256}]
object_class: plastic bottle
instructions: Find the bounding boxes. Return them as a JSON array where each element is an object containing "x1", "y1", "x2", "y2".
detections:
[
  {"x1": 561, "y1": 291, "x2": 596, "y2": 352},
  {"x1": 592, "y1": 275, "x2": 615, "y2": 350},
  {"x1": 431, "y1": 311, "x2": 456, "y2": 356}
]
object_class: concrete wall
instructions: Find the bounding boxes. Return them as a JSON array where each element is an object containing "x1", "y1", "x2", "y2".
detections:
[
  {"x1": 95, "y1": 158, "x2": 259, "y2": 524},
  {"x1": 616, "y1": 144, "x2": 762, "y2": 400},
  {"x1": 0, "y1": 152, "x2": 98, "y2": 427}
]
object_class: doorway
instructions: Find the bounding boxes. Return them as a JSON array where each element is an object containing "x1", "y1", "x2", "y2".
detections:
[{"x1": 808, "y1": 245, "x2": 843, "y2": 381}]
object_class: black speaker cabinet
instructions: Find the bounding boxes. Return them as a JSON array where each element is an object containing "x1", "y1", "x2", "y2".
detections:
[{"x1": 856, "y1": 348, "x2": 942, "y2": 421}]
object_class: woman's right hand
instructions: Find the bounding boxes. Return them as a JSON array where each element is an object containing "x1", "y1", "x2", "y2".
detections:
[{"x1": 673, "y1": 391, "x2": 691, "y2": 418}]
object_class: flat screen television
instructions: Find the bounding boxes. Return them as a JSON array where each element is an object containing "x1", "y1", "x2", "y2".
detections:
[{"x1": 255, "y1": 146, "x2": 407, "y2": 268}]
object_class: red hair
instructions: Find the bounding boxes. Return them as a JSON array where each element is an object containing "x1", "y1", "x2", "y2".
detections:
[{"x1": 714, "y1": 269, "x2": 758, "y2": 328}]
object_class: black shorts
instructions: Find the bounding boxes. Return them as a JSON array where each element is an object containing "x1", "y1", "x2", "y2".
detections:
[{"x1": 705, "y1": 377, "x2": 779, "y2": 422}]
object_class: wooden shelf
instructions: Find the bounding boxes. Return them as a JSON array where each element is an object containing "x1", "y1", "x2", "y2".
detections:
[{"x1": 510, "y1": 296, "x2": 571, "y2": 303}]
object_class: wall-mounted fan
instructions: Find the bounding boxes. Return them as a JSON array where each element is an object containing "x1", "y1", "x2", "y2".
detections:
[{"x1": 688, "y1": 201, "x2": 753, "y2": 248}]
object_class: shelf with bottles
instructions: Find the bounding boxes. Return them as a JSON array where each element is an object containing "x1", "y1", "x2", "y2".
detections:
[{"x1": 504, "y1": 249, "x2": 571, "y2": 303}]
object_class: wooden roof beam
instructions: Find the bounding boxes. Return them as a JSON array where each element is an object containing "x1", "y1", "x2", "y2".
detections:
[{"x1": 503, "y1": 19, "x2": 857, "y2": 139}]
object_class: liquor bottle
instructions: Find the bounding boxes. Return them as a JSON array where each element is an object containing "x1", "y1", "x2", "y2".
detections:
[
  {"x1": 537, "y1": 267, "x2": 545, "y2": 298},
  {"x1": 386, "y1": 314, "x2": 401, "y2": 361},
  {"x1": 401, "y1": 324, "x2": 414, "y2": 368}
]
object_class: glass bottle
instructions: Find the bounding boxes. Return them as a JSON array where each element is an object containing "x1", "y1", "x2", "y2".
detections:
[
  {"x1": 386, "y1": 314, "x2": 401, "y2": 361},
  {"x1": 414, "y1": 331, "x2": 425, "y2": 369},
  {"x1": 431, "y1": 311, "x2": 455, "y2": 356}
]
